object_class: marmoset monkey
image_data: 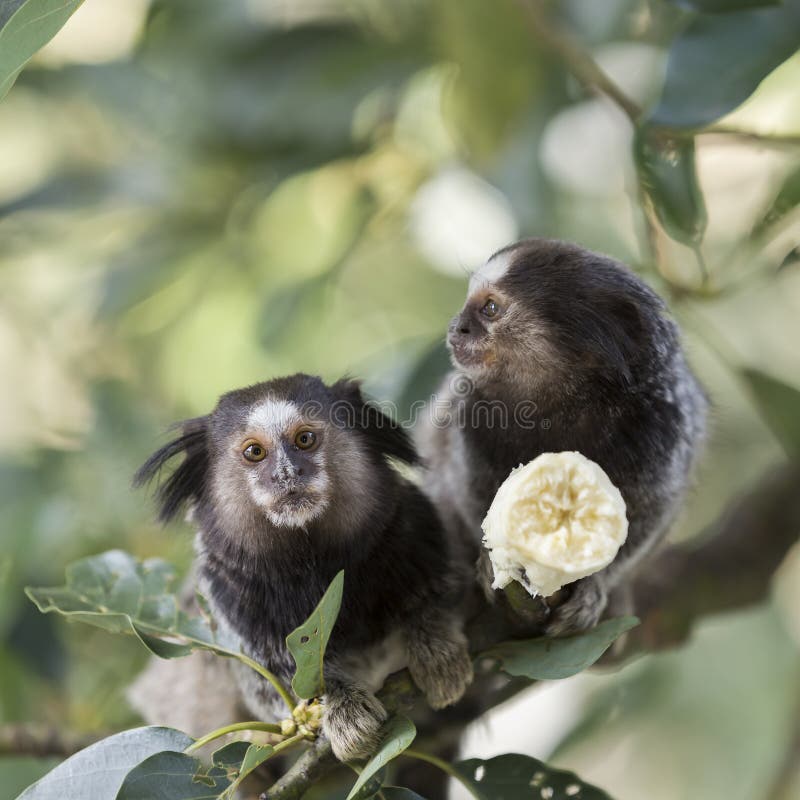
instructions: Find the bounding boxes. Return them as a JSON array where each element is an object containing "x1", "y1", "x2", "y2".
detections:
[
  {"x1": 418, "y1": 239, "x2": 708, "y2": 635},
  {"x1": 133, "y1": 374, "x2": 472, "y2": 761}
]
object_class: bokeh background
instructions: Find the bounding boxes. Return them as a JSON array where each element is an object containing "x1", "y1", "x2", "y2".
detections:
[{"x1": 1, "y1": 1, "x2": 799, "y2": 798}]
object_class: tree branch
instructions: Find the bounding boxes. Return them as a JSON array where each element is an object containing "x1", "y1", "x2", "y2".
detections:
[
  {"x1": 264, "y1": 737, "x2": 338, "y2": 800},
  {"x1": 514, "y1": 0, "x2": 642, "y2": 123},
  {"x1": 0, "y1": 724, "x2": 104, "y2": 759},
  {"x1": 622, "y1": 461, "x2": 800, "y2": 656},
  {"x1": 680, "y1": 126, "x2": 800, "y2": 149}
]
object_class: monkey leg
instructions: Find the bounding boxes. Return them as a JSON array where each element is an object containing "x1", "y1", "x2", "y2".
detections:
[{"x1": 405, "y1": 609, "x2": 473, "y2": 710}]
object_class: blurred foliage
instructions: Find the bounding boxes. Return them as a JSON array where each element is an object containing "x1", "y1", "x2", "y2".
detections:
[{"x1": 0, "y1": 0, "x2": 798, "y2": 799}]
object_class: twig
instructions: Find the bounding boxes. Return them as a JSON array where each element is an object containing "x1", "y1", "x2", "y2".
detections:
[
  {"x1": 513, "y1": 0, "x2": 800, "y2": 151},
  {"x1": 620, "y1": 462, "x2": 800, "y2": 657},
  {"x1": 0, "y1": 724, "x2": 103, "y2": 759},
  {"x1": 514, "y1": 0, "x2": 641, "y2": 123},
  {"x1": 682, "y1": 126, "x2": 800, "y2": 149},
  {"x1": 235, "y1": 653, "x2": 296, "y2": 713},
  {"x1": 263, "y1": 736, "x2": 338, "y2": 800},
  {"x1": 185, "y1": 721, "x2": 284, "y2": 753}
]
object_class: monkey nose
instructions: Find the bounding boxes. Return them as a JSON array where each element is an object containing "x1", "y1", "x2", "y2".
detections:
[
  {"x1": 271, "y1": 466, "x2": 291, "y2": 483},
  {"x1": 448, "y1": 315, "x2": 471, "y2": 336},
  {"x1": 271, "y1": 465, "x2": 303, "y2": 484}
]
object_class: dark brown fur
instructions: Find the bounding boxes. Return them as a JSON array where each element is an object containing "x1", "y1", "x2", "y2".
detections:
[
  {"x1": 418, "y1": 239, "x2": 708, "y2": 634},
  {"x1": 135, "y1": 375, "x2": 473, "y2": 760}
]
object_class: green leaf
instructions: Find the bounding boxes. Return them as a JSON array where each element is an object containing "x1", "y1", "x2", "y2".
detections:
[
  {"x1": 778, "y1": 247, "x2": 800, "y2": 272},
  {"x1": 286, "y1": 570, "x2": 344, "y2": 699},
  {"x1": 753, "y1": 164, "x2": 800, "y2": 237},
  {"x1": 482, "y1": 617, "x2": 639, "y2": 680},
  {"x1": 236, "y1": 744, "x2": 275, "y2": 784},
  {"x1": 15, "y1": 727, "x2": 193, "y2": 800},
  {"x1": 0, "y1": 0, "x2": 85, "y2": 102},
  {"x1": 635, "y1": 129, "x2": 708, "y2": 245},
  {"x1": 650, "y1": 0, "x2": 800, "y2": 128},
  {"x1": 0, "y1": 1, "x2": 25, "y2": 27},
  {"x1": 204, "y1": 740, "x2": 276, "y2": 795},
  {"x1": 115, "y1": 751, "x2": 232, "y2": 800},
  {"x1": 349, "y1": 768, "x2": 387, "y2": 800},
  {"x1": 741, "y1": 368, "x2": 800, "y2": 458},
  {"x1": 25, "y1": 550, "x2": 254, "y2": 668},
  {"x1": 453, "y1": 754, "x2": 613, "y2": 800},
  {"x1": 667, "y1": 0, "x2": 781, "y2": 11},
  {"x1": 211, "y1": 741, "x2": 251, "y2": 770},
  {"x1": 345, "y1": 716, "x2": 417, "y2": 800}
]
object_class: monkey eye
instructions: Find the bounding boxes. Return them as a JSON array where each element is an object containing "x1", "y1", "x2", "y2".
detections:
[
  {"x1": 242, "y1": 441, "x2": 266, "y2": 462},
  {"x1": 294, "y1": 429, "x2": 317, "y2": 451},
  {"x1": 480, "y1": 298, "x2": 499, "y2": 318}
]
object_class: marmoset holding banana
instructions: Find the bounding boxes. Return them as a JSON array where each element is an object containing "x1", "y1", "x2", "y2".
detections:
[
  {"x1": 133, "y1": 374, "x2": 472, "y2": 761},
  {"x1": 418, "y1": 238, "x2": 708, "y2": 635}
]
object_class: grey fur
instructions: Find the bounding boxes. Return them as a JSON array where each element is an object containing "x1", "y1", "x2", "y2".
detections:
[
  {"x1": 417, "y1": 239, "x2": 709, "y2": 634},
  {"x1": 132, "y1": 375, "x2": 473, "y2": 761}
]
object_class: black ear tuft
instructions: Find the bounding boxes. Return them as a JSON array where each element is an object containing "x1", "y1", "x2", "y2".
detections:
[
  {"x1": 133, "y1": 416, "x2": 210, "y2": 523},
  {"x1": 577, "y1": 294, "x2": 645, "y2": 386},
  {"x1": 331, "y1": 379, "x2": 418, "y2": 465}
]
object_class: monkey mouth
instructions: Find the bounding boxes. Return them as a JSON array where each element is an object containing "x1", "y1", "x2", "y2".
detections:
[
  {"x1": 272, "y1": 488, "x2": 314, "y2": 510},
  {"x1": 448, "y1": 335, "x2": 495, "y2": 370},
  {"x1": 267, "y1": 489, "x2": 328, "y2": 528}
]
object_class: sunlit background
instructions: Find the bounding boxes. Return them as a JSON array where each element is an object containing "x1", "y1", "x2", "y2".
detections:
[{"x1": 1, "y1": 1, "x2": 799, "y2": 798}]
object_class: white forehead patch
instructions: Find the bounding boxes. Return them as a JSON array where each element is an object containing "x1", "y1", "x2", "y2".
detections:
[
  {"x1": 247, "y1": 398, "x2": 301, "y2": 438},
  {"x1": 467, "y1": 250, "x2": 513, "y2": 298}
]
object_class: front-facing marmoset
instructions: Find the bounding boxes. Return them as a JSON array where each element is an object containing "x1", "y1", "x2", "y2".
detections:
[
  {"x1": 134, "y1": 374, "x2": 472, "y2": 761},
  {"x1": 418, "y1": 238, "x2": 708, "y2": 635}
]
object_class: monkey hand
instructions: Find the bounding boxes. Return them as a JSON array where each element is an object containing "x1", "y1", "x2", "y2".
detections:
[
  {"x1": 407, "y1": 623, "x2": 473, "y2": 710},
  {"x1": 545, "y1": 575, "x2": 608, "y2": 636},
  {"x1": 322, "y1": 683, "x2": 388, "y2": 762}
]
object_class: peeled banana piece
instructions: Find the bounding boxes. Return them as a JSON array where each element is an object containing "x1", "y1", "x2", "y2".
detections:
[{"x1": 481, "y1": 451, "x2": 628, "y2": 597}]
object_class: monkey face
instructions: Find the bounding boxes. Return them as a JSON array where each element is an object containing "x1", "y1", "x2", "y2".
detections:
[
  {"x1": 448, "y1": 248, "x2": 558, "y2": 382},
  {"x1": 212, "y1": 395, "x2": 332, "y2": 530},
  {"x1": 449, "y1": 240, "x2": 650, "y2": 390},
  {"x1": 136, "y1": 373, "x2": 419, "y2": 542}
]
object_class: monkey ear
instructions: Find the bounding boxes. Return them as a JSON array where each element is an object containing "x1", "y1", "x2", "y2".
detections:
[
  {"x1": 331, "y1": 379, "x2": 418, "y2": 465},
  {"x1": 133, "y1": 416, "x2": 210, "y2": 523},
  {"x1": 583, "y1": 295, "x2": 644, "y2": 386}
]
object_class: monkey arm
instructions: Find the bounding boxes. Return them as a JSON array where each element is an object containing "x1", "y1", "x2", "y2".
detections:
[{"x1": 404, "y1": 606, "x2": 473, "y2": 710}]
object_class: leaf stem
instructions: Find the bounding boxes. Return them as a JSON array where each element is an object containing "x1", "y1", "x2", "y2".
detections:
[
  {"x1": 691, "y1": 241, "x2": 710, "y2": 287},
  {"x1": 224, "y1": 733, "x2": 309, "y2": 799},
  {"x1": 126, "y1": 618, "x2": 296, "y2": 713},
  {"x1": 672, "y1": 125, "x2": 800, "y2": 148},
  {"x1": 515, "y1": 0, "x2": 642, "y2": 123},
  {"x1": 235, "y1": 652, "x2": 297, "y2": 712},
  {"x1": 402, "y1": 749, "x2": 483, "y2": 800},
  {"x1": 272, "y1": 732, "x2": 308, "y2": 754},
  {"x1": 185, "y1": 721, "x2": 284, "y2": 753}
]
